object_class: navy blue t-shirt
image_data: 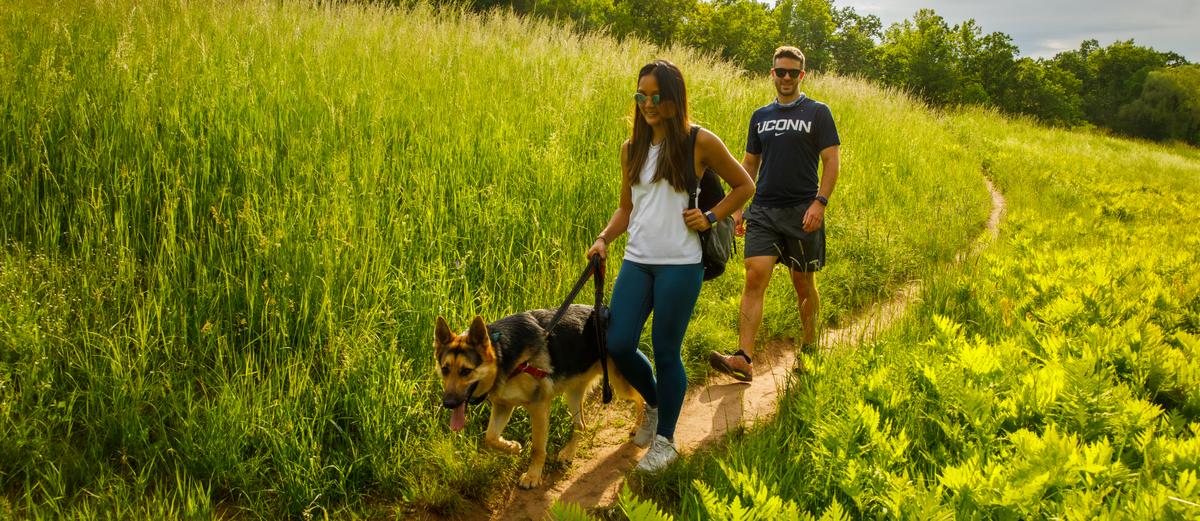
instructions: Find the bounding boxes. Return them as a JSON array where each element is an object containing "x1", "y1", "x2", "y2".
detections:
[{"x1": 746, "y1": 95, "x2": 840, "y2": 208}]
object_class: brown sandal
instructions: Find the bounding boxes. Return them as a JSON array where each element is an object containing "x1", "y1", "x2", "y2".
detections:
[{"x1": 708, "y1": 351, "x2": 753, "y2": 382}]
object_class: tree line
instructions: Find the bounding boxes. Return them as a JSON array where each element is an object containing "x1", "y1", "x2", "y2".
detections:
[{"x1": 437, "y1": 0, "x2": 1200, "y2": 146}]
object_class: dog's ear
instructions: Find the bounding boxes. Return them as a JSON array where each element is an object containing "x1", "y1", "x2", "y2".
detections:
[
  {"x1": 468, "y1": 315, "x2": 496, "y2": 363},
  {"x1": 435, "y1": 315, "x2": 456, "y2": 347},
  {"x1": 468, "y1": 315, "x2": 489, "y2": 345}
]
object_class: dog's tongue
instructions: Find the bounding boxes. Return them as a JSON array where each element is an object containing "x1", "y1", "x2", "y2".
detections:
[{"x1": 450, "y1": 403, "x2": 467, "y2": 432}]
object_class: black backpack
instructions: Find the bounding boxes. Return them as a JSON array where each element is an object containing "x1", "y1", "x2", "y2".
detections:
[{"x1": 686, "y1": 126, "x2": 736, "y2": 281}]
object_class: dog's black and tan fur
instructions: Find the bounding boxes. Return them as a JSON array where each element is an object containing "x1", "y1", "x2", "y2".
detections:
[{"x1": 435, "y1": 304, "x2": 640, "y2": 488}]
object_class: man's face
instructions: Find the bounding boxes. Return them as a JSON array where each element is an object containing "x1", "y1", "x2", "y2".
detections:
[{"x1": 771, "y1": 57, "x2": 805, "y2": 98}]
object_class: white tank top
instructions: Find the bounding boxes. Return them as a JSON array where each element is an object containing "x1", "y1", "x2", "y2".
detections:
[{"x1": 624, "y1": 143, "x2": 702, "y2": 265}]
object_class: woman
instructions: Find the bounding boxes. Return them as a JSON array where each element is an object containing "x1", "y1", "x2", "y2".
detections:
[{"x1": 586, "y1": 60, "x2": 754, "y2": 472}]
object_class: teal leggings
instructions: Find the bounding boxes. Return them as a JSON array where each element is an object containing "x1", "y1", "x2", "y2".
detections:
[{"x1": 606, "y1": 260, "x2": 703, "y2": 440}]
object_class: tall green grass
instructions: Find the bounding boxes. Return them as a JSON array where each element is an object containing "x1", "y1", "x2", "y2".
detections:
[
  {"x1": 0, "y1": 0, "x2": 987, "y2": 516},
  {"x1": 654, "y1": 109, "x2": 1200, "y2": 518}
]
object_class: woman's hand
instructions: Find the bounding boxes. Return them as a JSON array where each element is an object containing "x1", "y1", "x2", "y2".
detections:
[
  {"x1": 683, "y1": 209, "x2": 712, "y2": 232},
  {"x1": 586, "y1": 237, "x2": 608, "y2": 259}
]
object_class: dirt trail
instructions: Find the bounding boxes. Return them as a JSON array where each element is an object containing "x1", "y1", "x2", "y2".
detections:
[{"x1": 477, "y1": 179, "x2": 1005, "y2": 521}]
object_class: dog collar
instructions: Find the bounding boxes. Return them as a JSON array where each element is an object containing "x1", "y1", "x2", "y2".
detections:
[{"x1": 511, "y1": 362, "x2": 551, "y2": 380}]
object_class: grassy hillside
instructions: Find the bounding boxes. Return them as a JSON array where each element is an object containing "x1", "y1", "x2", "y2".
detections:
[
  {"x1": 646, "y1": 111, "x2": 1200, "y2": 518},
  {"x1": 0, "y1": 0, "x2": 987, "y2": 517}
]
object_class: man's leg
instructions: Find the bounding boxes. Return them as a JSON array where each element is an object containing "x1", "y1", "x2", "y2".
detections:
[
  {"x1": 709, "y1": 255, "x2": 775, "y2": 382},
  {"x1": 738, "y1": 256, "x2": 777, "y2": 356},
  {"x1": 790, "y1": 270, "x2": 819, "y2": 346}
]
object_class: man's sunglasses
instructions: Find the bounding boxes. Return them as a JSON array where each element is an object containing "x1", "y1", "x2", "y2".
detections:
[
  {"x1": 773, "y1": 68, "x2": 802, "y2": 79},
  {"x1": 634, "y1": 93, "x2": 662, "y2": 106}
]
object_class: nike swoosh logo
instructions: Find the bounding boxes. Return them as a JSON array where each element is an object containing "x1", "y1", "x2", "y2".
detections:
[{"x1": 774, "y1": 131, "x2": 785, "y2": 136}]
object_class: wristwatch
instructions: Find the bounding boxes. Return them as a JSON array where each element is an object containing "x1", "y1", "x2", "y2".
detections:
[
  {"x1": 814, "y1": 195, "x2": 829, "y2": 206},
  {"x1": 704, "y1": 210, "x2": 718, "y2": 226}
]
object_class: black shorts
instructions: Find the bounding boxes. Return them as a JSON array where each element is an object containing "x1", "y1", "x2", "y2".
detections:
[{"x1": 743, "y1": 203, "x2": 825, "y2": 272}]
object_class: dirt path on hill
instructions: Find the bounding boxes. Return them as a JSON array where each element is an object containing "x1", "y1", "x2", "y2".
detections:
[{"x1": 468, "y1": 179, "x2": 1005, "y2": 521}]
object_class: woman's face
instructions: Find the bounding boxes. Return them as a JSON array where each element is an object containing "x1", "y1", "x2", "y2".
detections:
[{"x1": 636, "y1": 73, "x2": 674, "y2": 127}]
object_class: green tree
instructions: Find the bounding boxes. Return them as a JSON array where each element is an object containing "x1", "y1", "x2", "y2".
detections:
[
  {"x1": 951, "y1": 19, "x2": 1018, "y2": 106},
  {"x1": 683, "y1": 1, "x2": 779, "y2": 73},
  {"x1": 1117, "y1": 65, "x2": 1200, "y2": 144},
  {"x1": 878, "y1": 9, "x2": 958, "y2": 105},
  {"x1": 774, "y1": 0, "x2": 834, "y2": 71},
  {"x1": 1003, "y1": 58, "x2": 1085, "y2": 126},
  {"x1": 1046, "y1": 39, "x2": 1187, "y2": 137},
  {"x1": 1062, "y1": 39, "x2": 1175, "y2": 127},
  {"x1": 609, "y1": 0, "x2": 697, "y2": 45},
  {"x1": 829, "y1": 5, "x2": 881, "y2": 78},
  {"x1": 1090, "y1": 40, "x2": 1171, "y2": 125}
]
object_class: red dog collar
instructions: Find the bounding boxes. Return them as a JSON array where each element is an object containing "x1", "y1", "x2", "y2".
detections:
[{"x1": 511, "y1": 362, "x2": 551, "y2": 379}]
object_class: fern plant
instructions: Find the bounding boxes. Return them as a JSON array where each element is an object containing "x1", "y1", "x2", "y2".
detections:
[
  {"x1": 548, "y1": 501, "x2": 593, "y2": 521},
  {"x1": 618, "y1": 485, "x2": 675, "y2": 521}
]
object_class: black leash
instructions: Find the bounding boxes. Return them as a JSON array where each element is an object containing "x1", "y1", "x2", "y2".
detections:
[
  {"x1": 544, "y1": 254, "x2": 613, "y2": 404},
  {"x1": 592, "y1": 256, "x2": 612, "y2": 404}
]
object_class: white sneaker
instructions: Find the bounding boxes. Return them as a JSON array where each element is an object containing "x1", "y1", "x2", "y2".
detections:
[
  {"x1": 635, "y1": 435, "x2": 677, "y2": 472},
  {"x1": 633, "y1": 405, "x2": 658, "y2": 447}
]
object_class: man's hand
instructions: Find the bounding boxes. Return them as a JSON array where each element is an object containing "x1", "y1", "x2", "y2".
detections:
[
  {"x1": 803, "y1": 201, "x2": 825, "y2": 232},
  {"x1": 683, "y1": 209, "x2": 712, "y2": 231},
  {"x1": 734, "y1": 208, "x2": 746, "y2": 237}
]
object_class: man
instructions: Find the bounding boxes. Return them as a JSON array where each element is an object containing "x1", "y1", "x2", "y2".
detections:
[{"x1": 709, "y1": 46, "x2": 840, "y2": 382}]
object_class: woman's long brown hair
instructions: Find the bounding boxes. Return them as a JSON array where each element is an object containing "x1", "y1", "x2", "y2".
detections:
[{"x1": 626, "y1": 60, "x2": 692, "y2": 192}]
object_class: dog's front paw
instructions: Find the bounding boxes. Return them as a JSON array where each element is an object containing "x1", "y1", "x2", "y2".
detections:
[
  {"x1": 486, "y1": 437, "x2": 521, "y2": 454},
  {"x1": 518, "y1": 469, "x2": 542, "y2": 489}
]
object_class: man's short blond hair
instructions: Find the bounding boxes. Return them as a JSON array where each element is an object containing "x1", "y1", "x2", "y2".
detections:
[{"x1": 773, "y1": 46, "x2": 806, "y2": 70}]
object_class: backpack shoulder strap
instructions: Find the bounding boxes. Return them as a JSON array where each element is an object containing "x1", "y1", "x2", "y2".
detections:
[{"x1": 687, "y1": 125, "x2": 700, "y2": 210}]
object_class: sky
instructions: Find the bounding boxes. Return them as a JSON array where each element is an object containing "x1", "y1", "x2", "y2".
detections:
[{"x1": 836, "y1": 0, "x2": 1200, "y2": 62}]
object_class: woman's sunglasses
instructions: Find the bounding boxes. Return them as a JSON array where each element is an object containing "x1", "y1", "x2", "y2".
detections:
[
  {"x1": 773, "y1": 68, "x2": 802, "y2": 79},
  {"x1": 634, "y1": 93, "x2": 662, "y2": 106}
]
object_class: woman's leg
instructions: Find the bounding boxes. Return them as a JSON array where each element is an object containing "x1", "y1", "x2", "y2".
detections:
[
  {"x1": 649, "y1": 263, "x2": 704, "y2": 440},
  {"x1": 606, "y1": 260, "x2": 658, "y2": 406}
]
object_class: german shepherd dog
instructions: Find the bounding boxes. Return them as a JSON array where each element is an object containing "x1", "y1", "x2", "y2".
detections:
[{"x1": 435, "y1": 304, "x2": 641, "y2": 488}]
